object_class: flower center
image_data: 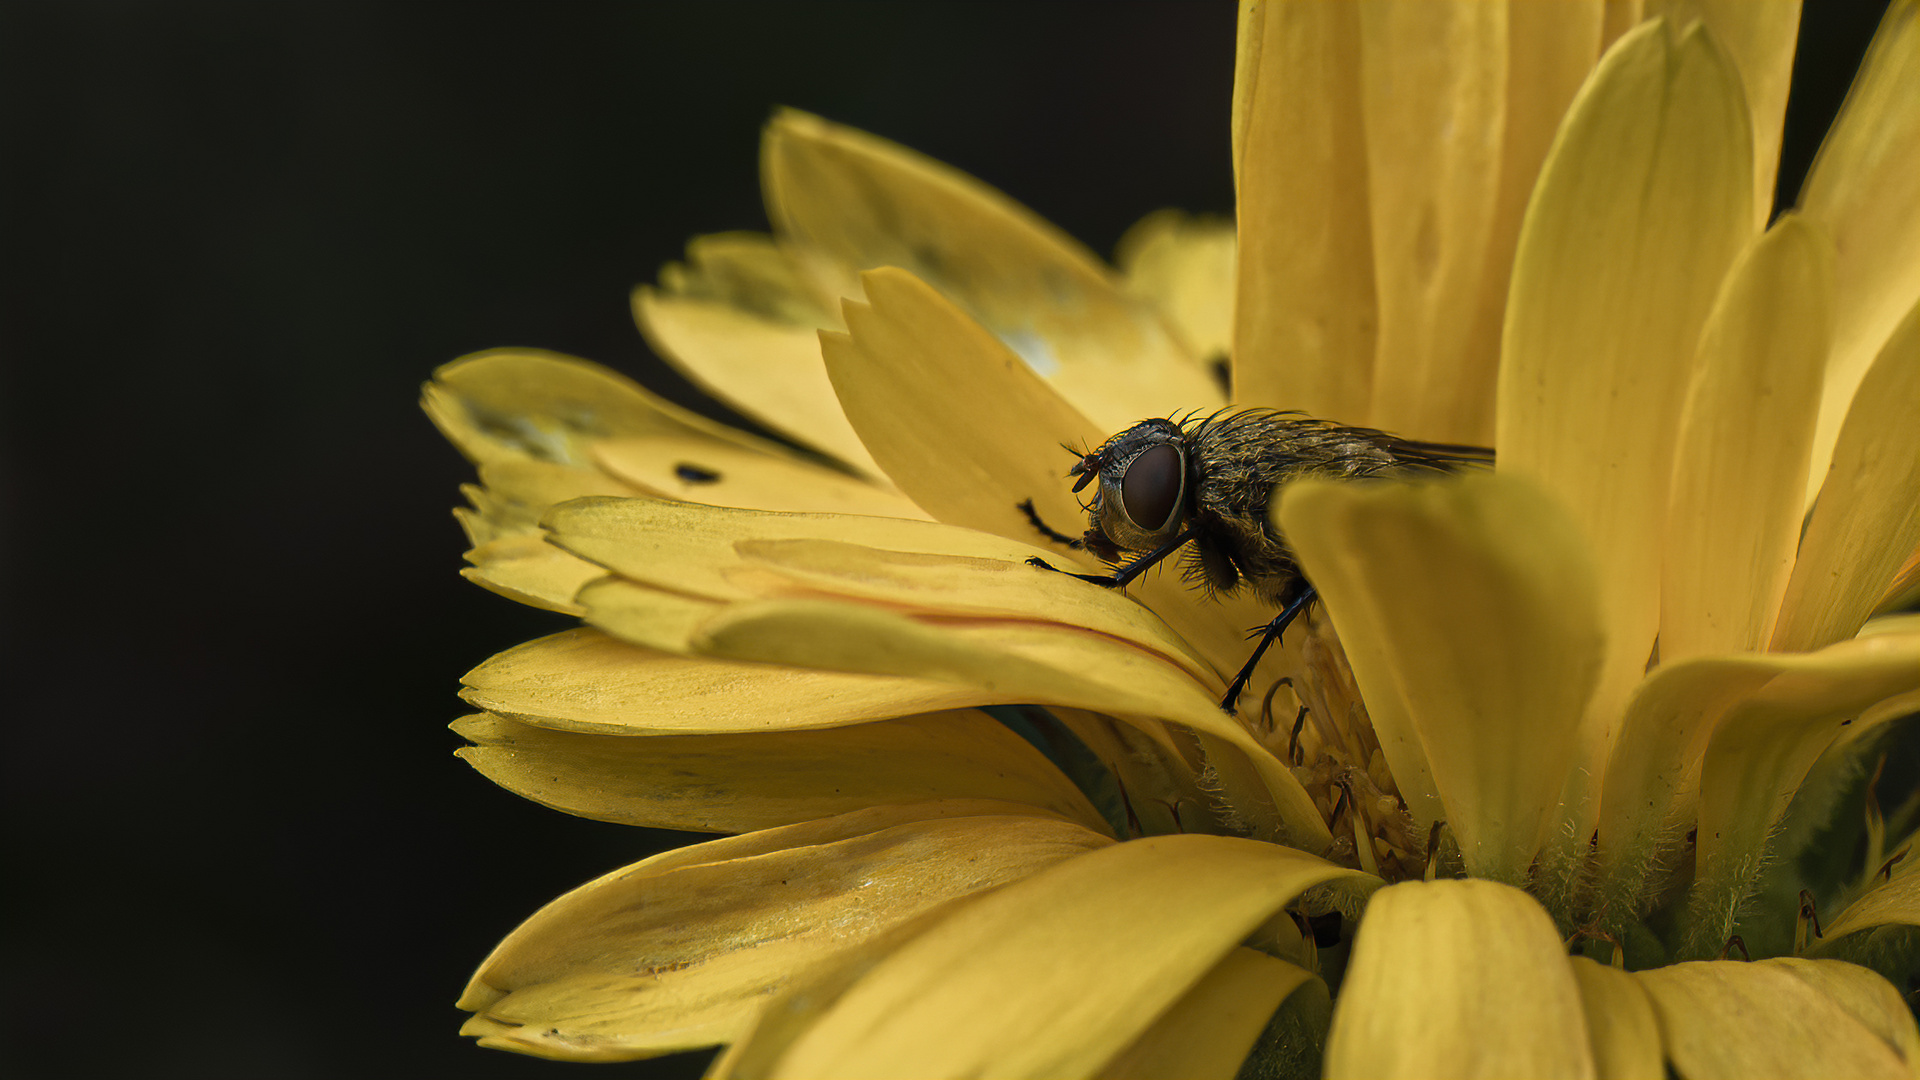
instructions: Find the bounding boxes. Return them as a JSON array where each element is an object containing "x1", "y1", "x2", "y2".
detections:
[{"x1": 1253, "y1": 614, "x2": 1423, "y2": 881}]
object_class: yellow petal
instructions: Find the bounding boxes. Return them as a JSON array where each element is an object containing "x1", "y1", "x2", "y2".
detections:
[
  {"x1": 1356, "y1": 1, "x2": 1508, "y2": 445},
  {"x1": 462, "y1": 627, "x2": 997, "y2": 735},
  {"x1": 1098, "y1": 949, "x2": 1316, "y2": 1080},
  {"x1": 1797, "y1": 0, "x2": 1920, "y2": 508},
  {"x1": 451, "y1": 709, "x2": 1109, "y2": 836},
  {"x1": 422, "y1": 347, "x2": 776, "y2": 468},
  {"x1": 1596, "y1": 652, "x2": 1789, "y2": 918},
  {"x1": 633, "y1": 233, "x2": 885, "y2": 477},
  {"x1": 819, "y1": 265, "x2": 1280, "y2": 690},
  {"x1": 1824, "y1": 861, "x2": 1920, "y2": 941},
  {"x1": 1634, "y1": 958, "x2": 1913, "y2": 1078},
  {"x1": 543, "y1": 495, "x2": 1218, "y2": 684},
  {"x1": 692, "y1": 597, "x2": 1332, "y2": 854},
  {"x1": 572, "y1": 576, "x2": 726, "y2": 653},
  {"x1": 1602, "y1": 0, "x2": 1649, "y2": 52},
  {"x1": 1648, "y1": 0, "x2": 1802, "y2": 224},
  {"x1": 1113, "y1": 209, "x2": 1237, "y2": 363},
  {"x1": 459, "y1": 807, "x2": 1110, "y2": 1061},
  {"x1": 762, "y1": 110, "x2": 1216, "y2": 429},
  {"x1": 1772, "y1": 298, "x2": 1920, "y2": 653},
  {"x1": 1568, "y1": 956, "x2": 1665, "y2": 1080},
  {"x1": 1326, "y1": 879, "x2": 1595, "y2": 1079},
  {"x1": 1497, "y1": 18, "x2": 1754, "y2": 791},
  {"x1": 1687, "y1": 632, "x2": 1920, "y2": 956},
  {"x1": 1661, "y1": 214, "x2": 1834, "y2": 662},
  {"x1": 590, "y1": 434, "x2": 927, "y2": 519},
  {"x1": 1770, "y1": 956, "x2": 1920, "y2": 1069},
  {"x1": 769, "y1": 834, "x2": 1374, "y2": 1080},
  {"x1": 1280, "y1": 474, "x2": 1604, "y2": 885},
  {"x1": 457, "y1": 534, "x2": 599, "y2": 615},
  {"x1": 1474, "y1": 0, "x2": 1605, "y2": 437},
  {"x1": 1232, "y1": 0, "x2": 1376, "y2": 419}
]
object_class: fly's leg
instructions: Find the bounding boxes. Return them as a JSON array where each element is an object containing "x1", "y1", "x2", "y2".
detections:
[
  {"x1": 1016, "y1": 499, "x2": 1084, "y2": 548},
  {"x1": 1026, "y1": 528, "x2": 1196, "y2": 588},
  {"x1": 1221, "y1": 586, "x2": 1318, "y2": 714}
]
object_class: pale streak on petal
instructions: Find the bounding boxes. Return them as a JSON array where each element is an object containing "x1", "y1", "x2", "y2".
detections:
[
  {"x1": 771, "y1": 835, "x2": 1373, "y2": 1080},
  {"x1": 1326, "y1": 880, "x2": 1596, "y2": 1079},
  {"x1": 452, "y1": 709, "x2": 1110, "y2": 837},
  {"x1": 1796, "y1": 0, "x2": 1920, "y2": 509},
  {"x1": 1634, "y1": 959, "x2": 1912, "y2": 1078},
  {"x1": 1358, "y1": 1, "x2": 1508, "y2": 445},
  {"x1": 459, "y1": 808, "x2": 1111, "y2": 1062},
  {"x1": 1661, "y1": 215, "x2": 1833, "y2": 662},
  {"x1": 1281, "y1": 475, "x2": 1602, "y2": 886},
  {"x1": 1568, "y1": 957, "x2": 1665, "y2": 1080},
  {"x1": 1497, "y1": 20, "x2": 1753, "y2": 814},
  {"x1": 1232, "y1": 1, "x2": 1376, "y2": 420},
  {"x1": 1772, "y1": 299, "x2": 1920, "y2": 653},
  {"x1": 761, "y1": 110, "x2": 1216, "y2": 430},
  {"x1": 1601, "y1": 0, "x2": 1648, "y2": 53}
]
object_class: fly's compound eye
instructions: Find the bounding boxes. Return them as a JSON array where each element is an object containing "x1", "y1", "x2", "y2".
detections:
[{"x1": 1119, "y1": 442, "x2": 1185, "y2": 533}]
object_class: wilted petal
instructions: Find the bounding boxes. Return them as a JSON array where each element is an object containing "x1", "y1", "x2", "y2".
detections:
[
  {"x1": 1687, "y1": 632, "x2": 1920, "y2": 956},
  {"x1": 762, "y1": 110, "x2": 1215, "y2": 429},
  {"x1": 1100, "y1": 949, "x2": 1316, "y2": 1080},
  {"x1": 462, "y1": 627, "x2": 996, "y2": 735},
  {"x1": 457, "y1": 807, "x2": 1110, "y2": 1061},
  {"x1": 1280, "y1": 474, "x2": 1603, "y2": 885},
  {"x1": 768, "y1": 834, "x2": 1372, "y2": 1079},
  {"x1": 451, "y1": 709, "x2": 1109, "y2": 835},
  {"x1": 1568, "y1": 957, "x2": 1664, "y2": 1080},
  {"x1": 1796, "y1": 0, "x2": 1920, "y2": 508},
  {"x1": 1772, "y1": 299, "x2": 1920, "y2": 653},
  {"x1": 1661, "y1": 215, "x2": 1833, "y2": 662},
  {"x1": 1497, "y1": 18, "x2": 1753, "y2": 787},
  {"x1": 1113, "y1": 210, "x2": 1236, "y2": 363},
  {"x1": 1357, "y1": 1, "x2": 1507, "y2": 445},
  {"x1": 1634, "y1": 958, "x2": 1915, "y2": 1078},
  {"x1": 1326, "y1": 879, "x2": 1595, "y2": 1079},
  {"x1": 1232, "y1": 1, "x2": 1376, "y2": 419}
]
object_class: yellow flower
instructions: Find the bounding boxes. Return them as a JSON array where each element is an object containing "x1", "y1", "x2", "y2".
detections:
[{"x1": 427, "y1": 3, "x2": 1920, "y2": 1076}]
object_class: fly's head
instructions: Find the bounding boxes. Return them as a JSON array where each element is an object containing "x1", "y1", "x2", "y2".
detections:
[{"x1": 1070, "y1": 418, "x2": 1192, "y2": 563}]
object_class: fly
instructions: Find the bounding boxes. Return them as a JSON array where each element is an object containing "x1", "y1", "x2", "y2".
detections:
[{"x1": 1023, "y1": 408, "x2": 1492, "y2": 713}]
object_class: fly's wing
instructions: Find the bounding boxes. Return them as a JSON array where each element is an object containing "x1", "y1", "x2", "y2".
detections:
[{"x1": 1385, "y1": 437, "x2": 1495, "y2": 472}]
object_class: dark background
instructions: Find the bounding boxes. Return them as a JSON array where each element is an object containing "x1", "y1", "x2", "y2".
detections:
[{"x1": 0, "y1": 2, "x2": 1891, "y2": 1077}]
